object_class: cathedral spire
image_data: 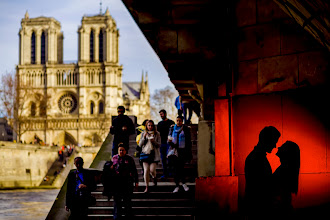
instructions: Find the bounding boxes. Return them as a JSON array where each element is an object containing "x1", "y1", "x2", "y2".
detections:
[
  {"x1": 25, "y1": 10, "x2": 29, "y2": 19},
  {"x1": 141, "y1": 70, "x2": 145, "y2": 92},
  {"x1": 105, "y1": 7, "x2": 110, "y2": 16},
  {"x1": 145, "y1": 71, "x2": 148, "y2": 83}
]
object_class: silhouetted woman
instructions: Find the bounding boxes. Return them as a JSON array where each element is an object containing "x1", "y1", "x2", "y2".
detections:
[{"x1": 273, "y1": 141, "x2": 300, "y2": 219}]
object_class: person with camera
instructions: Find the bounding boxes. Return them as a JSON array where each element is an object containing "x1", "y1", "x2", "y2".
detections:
[{"x1": 65, "y1": 157, "x2": 96, "y2": 219}]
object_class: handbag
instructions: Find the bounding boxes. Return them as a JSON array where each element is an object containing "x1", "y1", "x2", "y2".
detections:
[{"x1": 140, "y1": 152, "x2": 150, "y2": 161}]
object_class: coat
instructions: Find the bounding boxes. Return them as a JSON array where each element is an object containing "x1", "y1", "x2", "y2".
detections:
[
  {"x1": 111, "y1": 154, "x2": 138, "y2": 193},
  {"x1": 139, "y1": 131, "x2": 161, "y2": 162},
  {"x1": 66, "y1": 168, "x2": 96, "y2": 209},
  {"x1": 168, "y1": 125, "x2": 192, "y2": 162}
]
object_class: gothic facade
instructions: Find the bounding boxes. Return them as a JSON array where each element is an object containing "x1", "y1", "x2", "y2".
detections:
[{"x1": 16, "y1": 10, "x2": 150, "y2": 146}]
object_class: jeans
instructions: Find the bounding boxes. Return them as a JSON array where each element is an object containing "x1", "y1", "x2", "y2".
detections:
[
  {"x1": 113, "y1": 192, "x2": 133, "y2": 220},
  {"x1": 160, "y1": 143, "x2": 170, "y2": 176},
  {"x1": 182, "y1": 103, "x2": 192, "y2": 124}
]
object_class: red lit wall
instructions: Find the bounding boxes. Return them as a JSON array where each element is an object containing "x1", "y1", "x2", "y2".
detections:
[
  {"x1": 229, "y1": 0, "x2": 330, "y2": 211},
  {"x1": 232, "y1": 89, "x2": 330, "y2": 209},
  {"x1": 198, "y1": 0, "x2": 330, "y2": 215}
]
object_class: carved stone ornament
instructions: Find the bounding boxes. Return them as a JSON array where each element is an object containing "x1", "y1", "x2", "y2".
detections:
[{"x1": 58, "y1": 93, "x2": 77, "y2": 114}]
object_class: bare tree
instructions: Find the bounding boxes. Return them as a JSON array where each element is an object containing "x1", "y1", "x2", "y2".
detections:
[
  {"x1": 0, "y1": 72, "x2": 50, "y2": 142},
  {"x1": 150, "y1": 86, "x2": 179, "y2": 123}
]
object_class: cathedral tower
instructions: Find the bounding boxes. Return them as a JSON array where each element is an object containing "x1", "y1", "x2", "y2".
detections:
[
  {"x1": 19, "y1": 11, "x2": 63, "y2": 65},
  {"x1": 16, "y1": 10, "x2": 125, "y2": 147}
]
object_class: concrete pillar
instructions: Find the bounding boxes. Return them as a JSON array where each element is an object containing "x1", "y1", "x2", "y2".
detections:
[
  {"x1": 197, "y1": 120, "x2": 215, "y2": 177},
  {"x1": 214, "y1": 99, "x2": 231, "y2": 176}
]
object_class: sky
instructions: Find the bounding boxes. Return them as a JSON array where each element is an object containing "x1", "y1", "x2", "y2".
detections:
[{"x1": 0, "y1": 0, "x2": 174, "y2": 94}]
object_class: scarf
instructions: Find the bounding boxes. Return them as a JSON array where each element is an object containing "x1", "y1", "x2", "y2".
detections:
[{"x1": 172, "y1": 125, "x2": 185, "y2": 148}]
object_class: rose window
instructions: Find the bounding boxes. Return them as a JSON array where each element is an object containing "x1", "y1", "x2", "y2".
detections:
[{"x1": 58, "y1": 93, "x2": 77, "y2": 114}]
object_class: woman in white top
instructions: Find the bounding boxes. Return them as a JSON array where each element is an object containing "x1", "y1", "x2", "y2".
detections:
[{"x1": 139, "y1": 120, "x2": 161, "y2": 193}]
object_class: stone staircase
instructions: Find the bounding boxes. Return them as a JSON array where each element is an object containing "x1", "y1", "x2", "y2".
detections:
[{"x1": 87, "y1": 124, "x2": 198, "y2": 219}]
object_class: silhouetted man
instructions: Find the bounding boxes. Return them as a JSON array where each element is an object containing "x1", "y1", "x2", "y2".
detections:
[{"x1": 244, "y1": 126, "x2": 281, "y2": 219}]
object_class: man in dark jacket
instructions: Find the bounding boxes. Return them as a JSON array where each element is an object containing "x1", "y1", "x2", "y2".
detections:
[
  {"x1": 65, "y1": 157, "x2": 96, "y2": 220},
  {"x1": 157, "y1": 109, "x2": 175, "y2": 178},
  {"x1": 244, "y1": 126, "x2": 281, "y2": 219},
  {"x1": 110, "y1": 106, "x2": 135, "y2": 156}
]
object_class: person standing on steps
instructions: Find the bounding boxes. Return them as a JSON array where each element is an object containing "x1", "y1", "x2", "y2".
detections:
[
  {"x1": 139, "y1": 120, "x2": 161, "y2": 193},
  {"x1": 65, "y1": 157, "x2": 96, "y2": 220},
  {"x1": 110, "y1": 106, "x2": 135, "y2": 156},
  {"x1": 157, "y1": 109, "x2": 175, "y2": 179},
  {"x1": 112, "y1": 143, "x2": 139, "y2": 220},
  {"x1": 168, "y1": 115, "x2": 192, "y2": 193}
]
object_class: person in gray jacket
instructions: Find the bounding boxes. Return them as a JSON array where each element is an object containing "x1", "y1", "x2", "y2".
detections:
[{"x1": 139, "y1": 120, "x2": 161, "y2": 193}]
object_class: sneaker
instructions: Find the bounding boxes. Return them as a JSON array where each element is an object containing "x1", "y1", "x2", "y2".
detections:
[
  {"x1": 182, "y1": 184, "x2": 189, "y2": 192},
  {"x1": 173, "y1": 187, "x2": 180, "y2": 193}
]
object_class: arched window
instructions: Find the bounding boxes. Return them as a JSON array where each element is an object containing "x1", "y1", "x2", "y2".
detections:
[
  {"x1": 90, "y1": 30, "x2": 94, "y2": 62},
  {"x1": 99, "y1": 102, "x2": 104, "y2": 114},
  {"x1": 31, "y1": 102, "x2": 36, "y2": 116},
  {"x1": 41, "y1": 31, "x2": 46, "y2": 64},
  {"x1": 99, "y1": 30, "x2": 103, "y2": 62},
  {"x1": 90, "y1": 101, "x2": 95, "y2": 114},
  {"x1": 31, "y1": 32, "x2": 36, "y2": 64}
]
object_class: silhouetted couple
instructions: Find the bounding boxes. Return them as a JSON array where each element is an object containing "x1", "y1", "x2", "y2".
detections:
[{"x1": 245, "y1": 126, "x2": 300, "y2": 220}]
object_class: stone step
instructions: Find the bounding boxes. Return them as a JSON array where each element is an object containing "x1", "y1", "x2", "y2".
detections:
[
  {"x1": 87, "y1": 214, "x2": 194, "y2": 219},
  {"x1": 90, "y1": 125, "x2": 198, "y2": 219},
  {"x1": 88, "y1": 206, "x2": 194, "y2": 215},
  {"x1": 92, "y1": 190, "x2": 195, "y2": 200},
  {"x1": 91, "y1": 198, "x2": 194, "y2": 207},
  {"x1": 94, "y1": 183, "x2": 195, "y2": 193}
]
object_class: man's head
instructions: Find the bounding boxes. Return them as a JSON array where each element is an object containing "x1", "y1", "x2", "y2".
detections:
[
  {"x1": 74, "y1": 157, "x2": 84, "y2": 171},
  {"x1": 159, "y1": 109, "x2": 167, "y2": 120},
  {"x1": 118, "y1": 143, "x2": 127, "y2": 157},
  {"x1": 117, "y1": 106, "x2": 125, "y2": 116},
  {"x1": 258, "y1": 126, "x2": 281, "y2": 153}
]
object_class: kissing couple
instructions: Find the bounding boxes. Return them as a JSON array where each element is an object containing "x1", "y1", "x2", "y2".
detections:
[{"x1": 245, "y1": 126, "x2": 300, "y2": 220}]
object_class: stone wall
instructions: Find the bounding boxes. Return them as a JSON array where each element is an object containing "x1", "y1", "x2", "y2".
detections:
[
  {"x1": 0, "y1": 141, "x2": 100, "y2": 188},
  {"x1": 0, "y1": 141, "x2": 58, "y2": 188}
]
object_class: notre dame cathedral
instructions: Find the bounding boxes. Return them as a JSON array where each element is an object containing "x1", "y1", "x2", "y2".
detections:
[{"x1": 16, "y1": 9, "x2": 150, "y2": 146}]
